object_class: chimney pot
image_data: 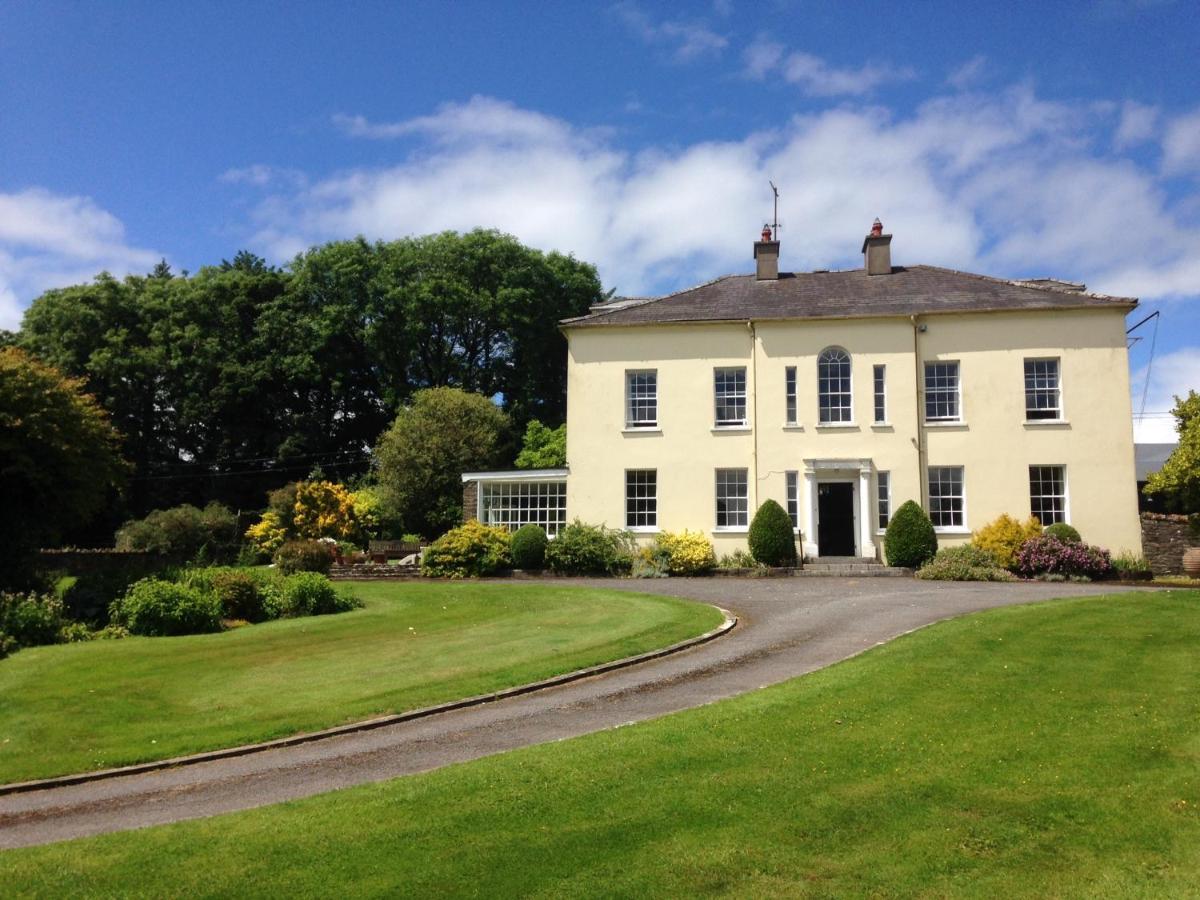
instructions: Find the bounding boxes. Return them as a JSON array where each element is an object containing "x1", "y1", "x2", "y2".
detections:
[
  {"x1": 754, "y1": 228, "x2": 780, "y2": 280},
  {"x1": 861, "y1": 219, "x2": 892, "y2": 275}
]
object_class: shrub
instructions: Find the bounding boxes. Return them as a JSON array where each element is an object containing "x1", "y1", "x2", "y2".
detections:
[
  {"x1": 717, "y1": 549, "x2": 761, "y2": 570},
  {"x1": 0, "y1": 592, "x2": 65, "y2": 648},
  {"x1": 278, "y1": 572, "x2": 361, "y2": 617},
  {"x1": 420, "y1": 521, "x2": 512, "y2": 578},
  {"x1": 655, "y1": 530, "x2": 716, "y2": 575},
  {"x1": 747, "y1": 500, "x2": 798, "y2": 567},
  {"x1": 545, "y1": 520, "x2": 635, "y2": 576},
  {"x1": 1111, "y1": 551, "x2": 1152, "y2": 581},
  {"x1": 916, "y1": 545, "x2": 1014, "y2": 581},
  {"x1": 1043, "y1": 522, "x2": 1082, "y2": 544},
  {"x1": 1016, "y1": 535, "x2": 1112, "y2": 580},
  {"x1": 59, "y1": 621, "x2": 92, "y2": 643},
  {"x1": 884, "y1": 501, "x2": 938, "y2": 568},
  {"x1": 972, "y1": 514, "x2": 1042, "y2": 570},
  {"x1": 210, "y1": 570, "x2": 266, "y2": 621},
  {"x1": 116, "y1": 502, "x2": 240, "y2": 564},
  {"x1": 273, "y1": 539, "x2": 334, "y2": 575},
  {"x1": 293, "y1": 480, "x2": 357, "y2": 540},
  {"x1": 114, "y1": 578, "x2": 222, "y2": 636},
  {"x1": 60, "y1": 556, "x2": 168, "y2": 627},
  {"x1": 511, "y1": 524, "x2": 549, "y2": 570},
  {"x1": 631, "y1": 544, "x2": 671, "y2": 578},
  {"x1": 245, "y1": 511, "x2": 288, "y2": 558}
]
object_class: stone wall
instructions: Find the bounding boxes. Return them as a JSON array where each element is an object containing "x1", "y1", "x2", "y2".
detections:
[
  {"x1": 1140, "y1": 513, "x2": 1193, "y2": 575},
  {"x1": 462, "y1": 480, "x2": 478, "y2": 524}
]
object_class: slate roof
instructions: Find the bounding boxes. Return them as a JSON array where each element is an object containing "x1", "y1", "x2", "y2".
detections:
[{"x1": 562, "y1": 265, "x2": 1137, "y2": 328}]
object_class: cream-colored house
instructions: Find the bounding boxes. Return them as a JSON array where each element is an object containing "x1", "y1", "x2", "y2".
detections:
[{"x1": 466, "y1": 223, "x2": 1143, "y2": 559}]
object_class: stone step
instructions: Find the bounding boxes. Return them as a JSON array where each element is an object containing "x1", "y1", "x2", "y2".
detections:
[{"x1": 794, "y1": 565, "x2": 911, "y2": 577}]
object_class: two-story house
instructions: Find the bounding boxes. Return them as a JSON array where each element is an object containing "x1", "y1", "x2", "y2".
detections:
[{"x1": 465, "y1": 222, "x2": 1143, "y2": 559}]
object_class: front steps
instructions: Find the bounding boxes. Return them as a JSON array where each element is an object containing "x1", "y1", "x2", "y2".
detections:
[{"x1": 798, "y1": 556, "x2": 911, "y2": 577}]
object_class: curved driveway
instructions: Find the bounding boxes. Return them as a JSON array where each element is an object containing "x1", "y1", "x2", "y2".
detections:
[{"x1": 0, "y1": 577, "x2": 1141, "y2": 849}]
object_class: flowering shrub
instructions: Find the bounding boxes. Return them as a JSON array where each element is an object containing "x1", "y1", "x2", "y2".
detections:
[
  {"x1": 293, "y1": 480, "x2": 357, "y2": 540},
  {"x1": 654, "y1": 530, "x2": 716, "y2": 575},
  {"x1": 1015, "y1": 535, "x2": 1112, "y2": 580},
  {"x1": 916, "y1": 545, "x2": 1014, "y2": 581},
  {"x1": 0, "y1": 592, "x2": 66, "y2": 650},
  {"x1": 972, "y1": 514, "x2": 1042, "y2": 570},
  {"x1": 421, "y1": 520, "x2": 512, "y2": 578},
  {"x1": 245, "y1": 510, "x2": 288, "y2": 557}
]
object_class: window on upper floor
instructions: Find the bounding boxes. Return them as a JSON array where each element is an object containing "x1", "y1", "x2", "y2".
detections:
[
  {"x1": 928, "y1": 466, "x2": 965, "y2": 529},
  {"x1": 1024, "y1": 358, "x2": 1061, "y2": 421},
  {"x1": 876, "y1": 471, "x2": 891, "y2": 531},
  {"x1": 625, "y1": 370, "x2": 658, "y2": 428},
  {"x1": 715, "y1": 468, "x2": 749, "y2": 529},
  {"x1": 625, "y1": 469, "x2": 658, "y2": 529},
  {"x1": 785, "y1": 366, "x2": 797, "y2": 425},
  {"x1": 714, "y1": 367, "x2": 747, "y2": 426},
  {"x1": 924, "y1": 361, "x2": 961, "y2": 422},
  {"x1": 1029, "y1": 465, "x2": 1067, "y2": 525},
  {"x1": 817, "y1": 347, "x2": 852, "y2": 424},
  {"x1": 786, "y1": 470, "x2": 799, "y2": 531},
  {"x1": 873, "y1": 365, "x2": 887, "y2": 424}
]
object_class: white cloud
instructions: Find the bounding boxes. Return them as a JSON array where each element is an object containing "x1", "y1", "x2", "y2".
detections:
[
  {"x1": 743, "y1": 37, "x2": 784, "y2": 80},
  {"x1": 1114, "y1": 100, "x2": 1159, "y2": 149},
  {"x1": 745, "y1": 45, "x2": 916, "y2": 97},
  {"x1": 0, "y1": 189, "x2": 160, "y2": 330},
  {"x1": 1162, "y1": 108, "x2": 1200, "y2": 175},
  {"x1": 1131, "y1": 347, "x2": 1200, "y2": 442},
  {"x1": 947, "y1": 55, "x2": 987, "y2": 91},
  {"x1": 612, "y1": 2, "x2": 727, "y2": 62},
  {"x1": 219, "y1": 164, "x2": 306, "y2": 188}
]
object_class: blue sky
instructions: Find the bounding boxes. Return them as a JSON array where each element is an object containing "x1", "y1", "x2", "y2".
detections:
[{"x1": 1, "y1": 0, "x2": 1197, "y2": 440}]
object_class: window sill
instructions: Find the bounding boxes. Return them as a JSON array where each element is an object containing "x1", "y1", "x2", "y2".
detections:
[
  {"x1": 712, "y1": 527, "x2": 749, "y2": 534},
  {"x1": 627, "y1": 526, "x2": 660, "y2": 534},
  {"x1": 622, "y1": 427, "x2": 662, "y2": 435},
  {"x1": 924, "y1": 421, "x2": 966, "y2": 429},
  {"x1": 782, "y1": 423, "x2": 804, "y2": 431},
  {"x1": 815, "y1": 422, "x2": 858, "y2": 430},
  {"x1": 712, "y1": 425, "x2": 752, "y2": 434},
  {"x1": 934, "y1": 526, "x2": 970, "y2": 535},
  {"x1": 1023, "y1": 419, "x2": 1069, "y2": 428},
  {"x1": 870, "y1": 422, "x2": 893, "y2": 431}
]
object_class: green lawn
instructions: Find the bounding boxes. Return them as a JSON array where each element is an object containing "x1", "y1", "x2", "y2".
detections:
[
  {"x1": 5, "y1": 590, "x2": 1199, "y2": 898},
  {"x1": 0, "y1": 582, "x2": 723, "y2": 784}
]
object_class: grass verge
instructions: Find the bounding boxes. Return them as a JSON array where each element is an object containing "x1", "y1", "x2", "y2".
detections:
[
  {"x1": 5, "y1": 591, "x2": 1199, "y2": 897},
  {"x1": 0, "y1": 582, "x2": 723, "y2": 784}
]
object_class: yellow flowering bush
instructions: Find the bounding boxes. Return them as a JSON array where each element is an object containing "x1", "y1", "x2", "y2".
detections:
[
  {"x1": 245, "y1": 510, "x2": 288, "y2": 556},
  {"x1": 421, "y1": 520, "x2": 512, "y2": 578},
  {"x1": 973, "y1": 514, "x2": 1042, "y2": 570},
  {"x1": 655, "y1": 530, "x2": 716, "y2": 576},
  {"x1": 292, "y1": 481, "x2": 357, "y2": 540}
]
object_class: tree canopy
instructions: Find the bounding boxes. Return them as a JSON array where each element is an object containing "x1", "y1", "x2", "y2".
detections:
[
  {"x1": 0, "y1": 348, "x2": 127, "y2": 585},
  {"x1": 1144, "y1": 390, "x2": 1200, "y2": 513},
  {"x1": 515, "y1": 421, "x2": 567, "y2": 469},
  {"x1": 18, "y1": 230, "x2": 601, "y2": 515}
]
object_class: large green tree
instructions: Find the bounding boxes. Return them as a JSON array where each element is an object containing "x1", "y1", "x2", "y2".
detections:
[
  {"x1": 0, "y1": 348, "x2": 127, "y2": 586},
  {"x1": 1144, "y1": 390, "x2": 1200, "y2": 513},
  {"x1": 373, "y1": 387, "x2": 511, "y2": 538}
]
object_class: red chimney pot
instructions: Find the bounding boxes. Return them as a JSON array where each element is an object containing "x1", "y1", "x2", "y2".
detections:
[
  {"x1": 870, "y1": 218, "x2": 883, "y2": 237},
  {"x1": 761, "y1": 224, "x2": 773, "y2": 242}
]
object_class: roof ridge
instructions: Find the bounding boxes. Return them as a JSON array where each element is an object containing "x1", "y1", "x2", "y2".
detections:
[{"x1": 914, "y1": 264, "x2": 1136, "y2": 303}]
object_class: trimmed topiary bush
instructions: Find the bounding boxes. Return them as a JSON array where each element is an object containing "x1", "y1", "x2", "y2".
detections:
[
  {"x1": 972, "y1": 514, "x2": 1042, "y2": 570},
  {"x1": 510, "y1": 524, "x2": 549, "y2": 571},
  {"x1": 114, "y1": 578, "x2": 223, "y2": 636},
  {"x1": 1016, "y1": 535, "x2": 1111, "y2": 580},
  {"x1": 544, "y1": 520, "x2": 635, "y2": 576},
  {"x1": 273, "y1": 539, "x2": 334, "y2": 575},
  {"x1": 884, "y1": 501, "x2": 938, "y2": 568},
  {"x1": 1043, "y1": 522, "x2": 1082, "y2": 544},
  {"x1": 421, "y1": 520, "x2": 512, "y2": 578},
  {"x1": 654, "y1": 530, "x2": 716, "y2": 575},
  {"x1": 915, "y1": 545, "x2": 1014, "y2": 581},
  {"x1": 748, "y1": 500, "x2": 797, "y2": 567}
]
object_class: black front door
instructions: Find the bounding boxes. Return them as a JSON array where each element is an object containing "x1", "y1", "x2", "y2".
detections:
[{"x1": 817, "y1": 482, "x2": 856, "y2": 556}]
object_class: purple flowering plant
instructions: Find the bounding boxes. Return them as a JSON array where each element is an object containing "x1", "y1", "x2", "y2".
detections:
[{"x1": 1016, "y1": 534, "x2": 1112, "y2": 580}]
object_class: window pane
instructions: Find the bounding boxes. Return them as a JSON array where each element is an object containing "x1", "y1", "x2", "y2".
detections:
[
  {"x1": 714, "y1": 367, "x2": 747, "y2": 425},
  {"x1": 626, "y1": 370, "x2": 658, "y2": 426},
  {"x1": 625, "y1": 469, "x2": 657, "y2": 528},
  {"x1": 817, "y1": 348, "x2": 852, "y2": 423},
  {"x1": 715, "y1": 468, "x2": 749, "y2": 528},
  {"x1": 877, "y1": 471, "x2": 890, "y2": 530},
  {"x1": 785, "y1": 366, "x2": 797, "y2": 424},
  {"x1": 1029, "y1": 465, "x2": 1066, "y2": 525},
  {"x1": 1024, "y1": 359, "x2": 1060, "y2": 420},
  {"x1": 924, "y1": 362, "x2": 960, "y2": 421},
  {"x1": 927, "y1": 466, "x2": 964, "y2": 528},
  {"x1": 786, "y1": 470, "x2": 799, "y2": 529},
  {"x1": 873, "y1": 364, "x2": 886, "y2": 423},
  {"x1": 480, "y1": 480, "x2": 568, "y2": 536}
]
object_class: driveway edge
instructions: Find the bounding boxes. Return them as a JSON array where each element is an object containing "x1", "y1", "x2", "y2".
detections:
[{"x1": 0, "y1": 609, "x2": 736, "y2": 798}]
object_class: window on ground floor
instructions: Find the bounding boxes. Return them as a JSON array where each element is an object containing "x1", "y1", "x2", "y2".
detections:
[
  {"x1": 480, "y1": 481, "x2": 567, "y2": 536},
  {"x1": 927, "y1": 466, "x2": 965, "y2": 529},
  {"x1": 1029, "y1": 465, "x2": 1067, "y2": 525},
  {"x1": 877, "y1": 471, "x2": 890, "y2": 530},
  {"x1": 715, "y1": 468, "x2": 749, "y2": 529},
  {"x1": 786, "y1": 470, "x2": 799, "y2": 530},
  {"x1": 625, "y1": 469, "x2": 658, "y2": 529}
]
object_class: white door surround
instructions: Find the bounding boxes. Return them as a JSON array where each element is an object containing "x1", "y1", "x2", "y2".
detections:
[{"x1": 802, "y1": 458, "x2": 874, "y2": 559}]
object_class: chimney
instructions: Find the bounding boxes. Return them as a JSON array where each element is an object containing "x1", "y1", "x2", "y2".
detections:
[
  {"x1": 755, "y1": 224, "x2": 779, "y2": 280},
  {"x1": 861, "y1": 218, "x2": 892, "y2": 275}
]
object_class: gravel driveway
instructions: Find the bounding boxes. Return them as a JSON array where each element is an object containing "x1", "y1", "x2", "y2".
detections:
[{"x1": 0, "y1": 577, "x2": 1144, "y2": 849}]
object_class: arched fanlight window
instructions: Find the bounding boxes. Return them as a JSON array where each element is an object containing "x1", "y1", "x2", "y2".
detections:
[{"x1": 818, "y1": 347, "x2": 852, "y2": 423}]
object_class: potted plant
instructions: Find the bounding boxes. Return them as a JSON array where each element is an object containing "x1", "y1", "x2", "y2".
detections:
[{"x1": 1184, "y1": 514, "x2": 1200, "y2": 578}]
